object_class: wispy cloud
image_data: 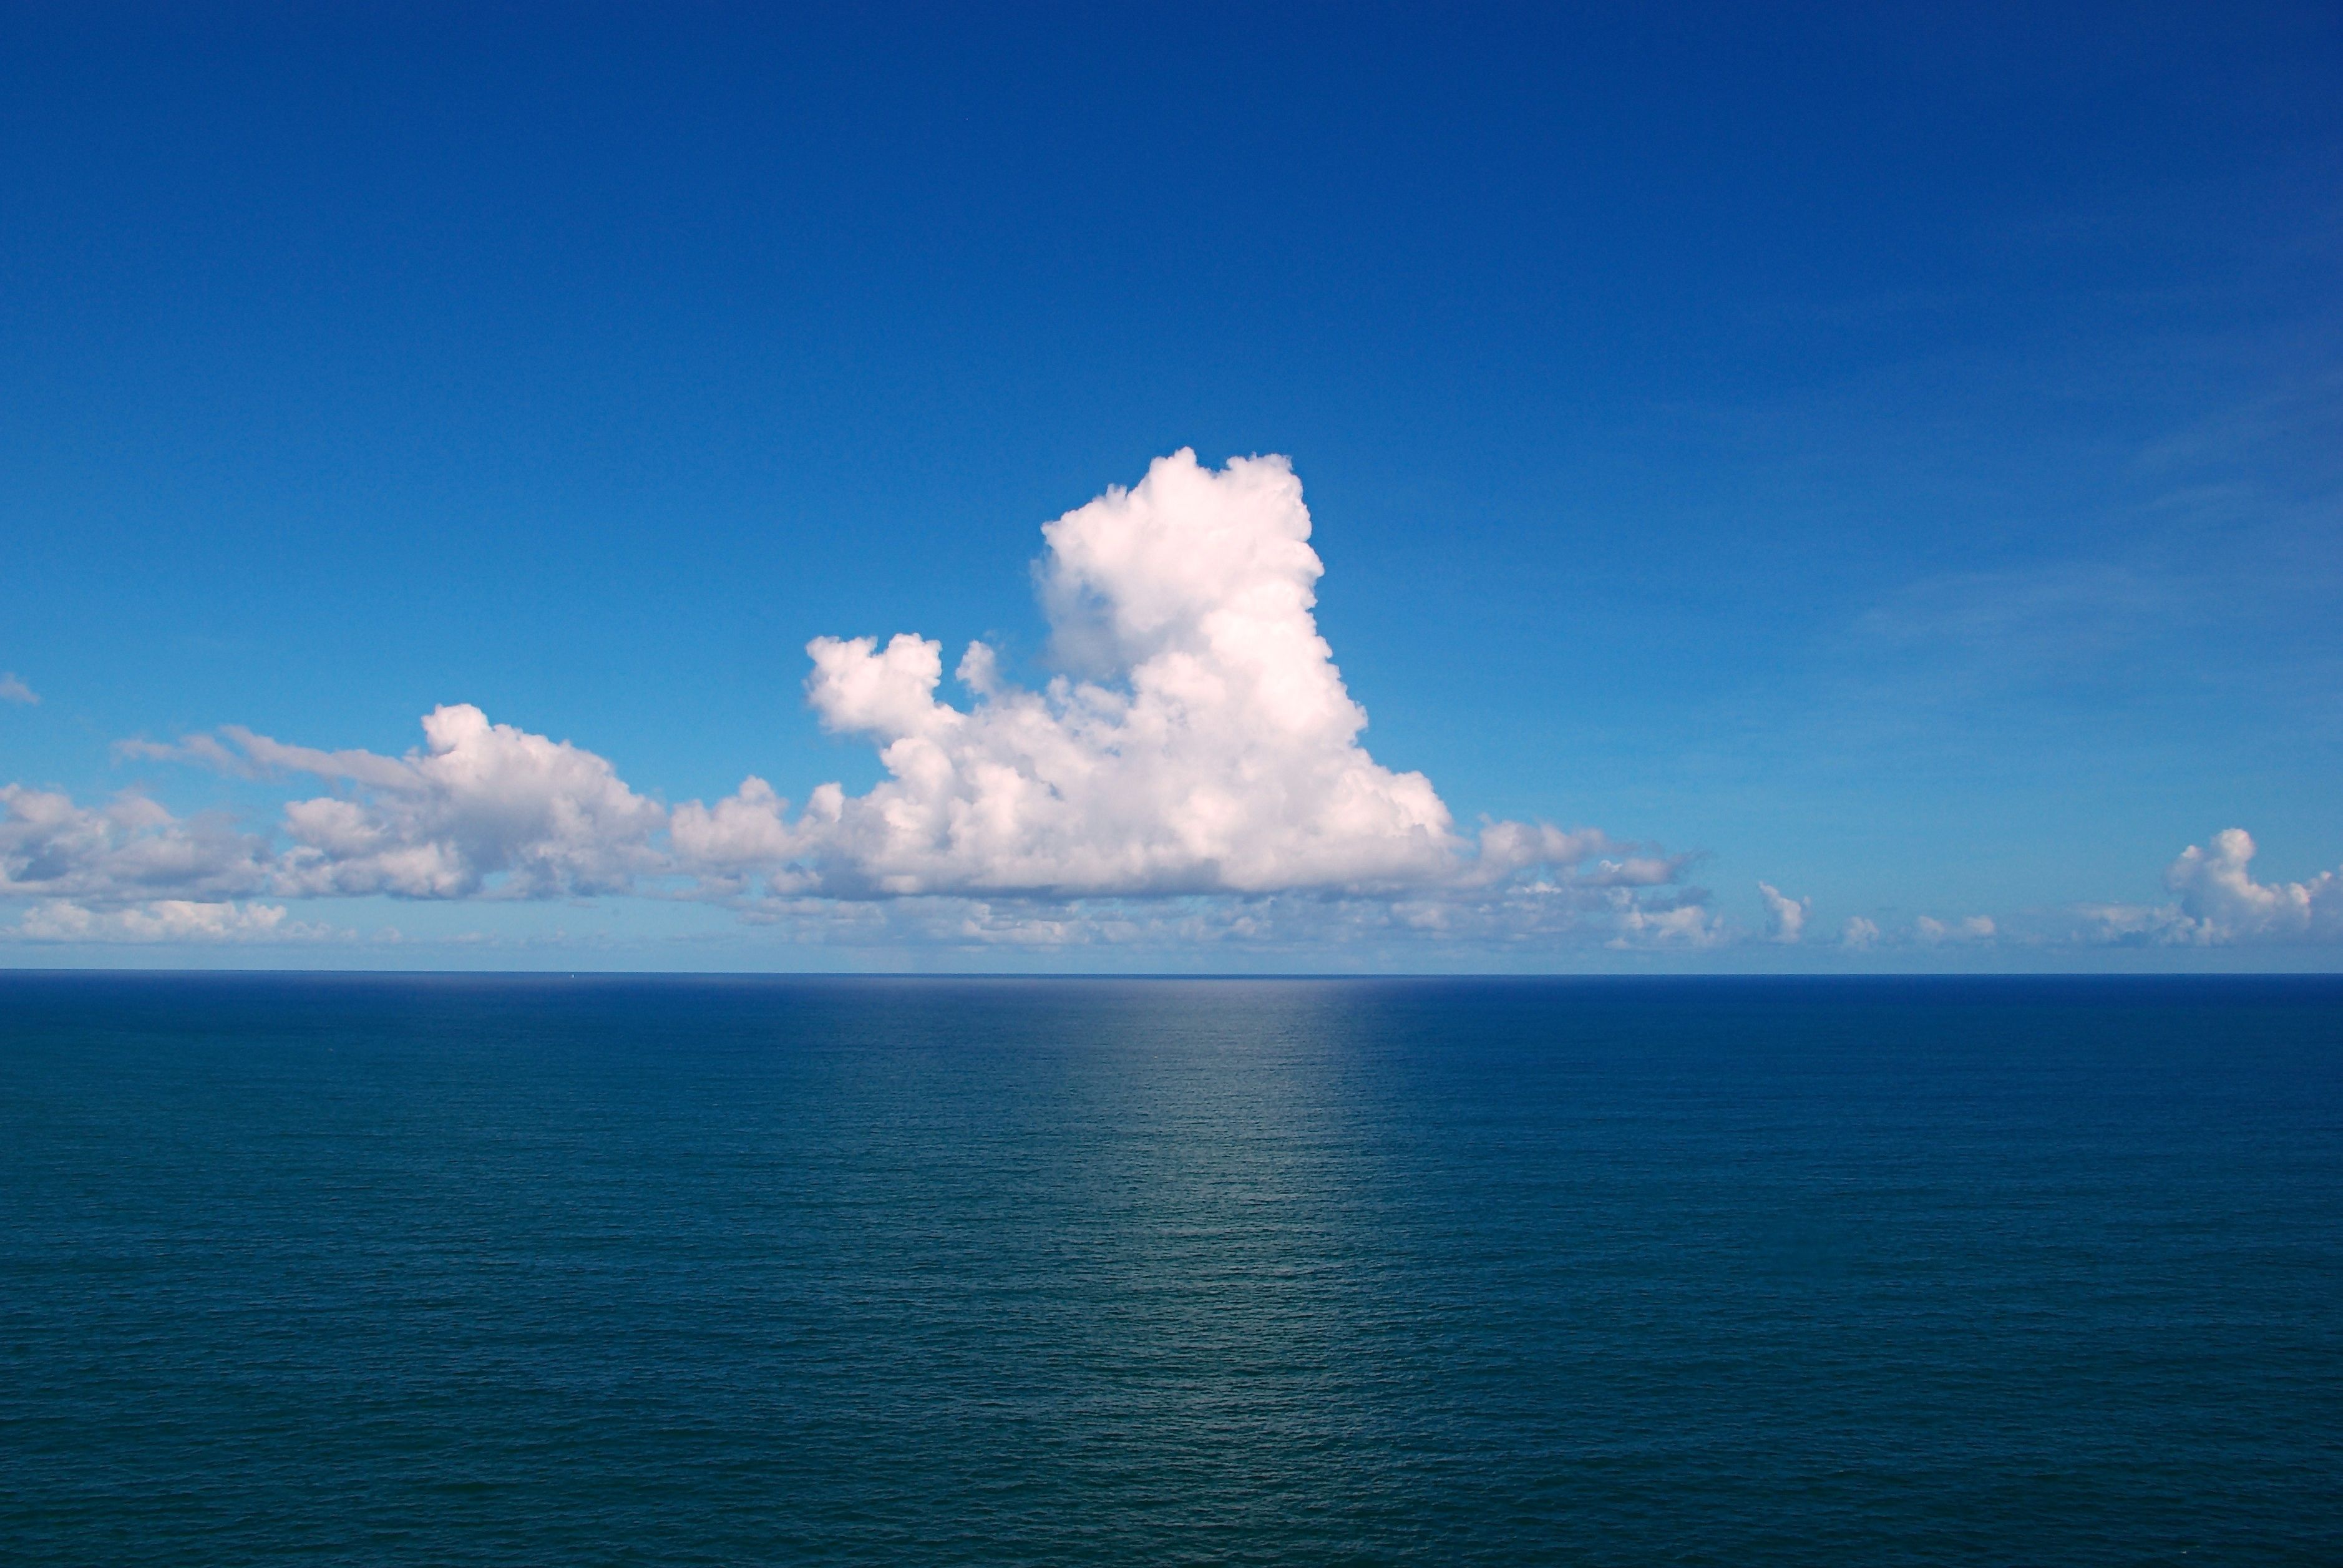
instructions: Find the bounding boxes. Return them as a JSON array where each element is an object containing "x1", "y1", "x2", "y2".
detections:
[
  {"x1": 0, "y1": 673, "x2": 36, "y2": 706},
  {"x1": 1848, "y1": 563, "x2": 2179, "y2": 694}
]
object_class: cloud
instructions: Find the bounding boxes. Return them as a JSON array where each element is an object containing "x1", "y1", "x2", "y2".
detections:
[
  {"x1": 1831, "y1": 912, "x2": 1994, "y2": 949},
  {"x1": 96, "y1": 708, "x2": 668, "y2": 903},
  {"x1": 2085, "y1": 828, "x2": 2341, "y2": 946},
  {"x1": 8, "y1": 899, "x2": 346, "y2": 943},
  {"x1": 2165, "y1": 829, "x2": 2339, "y2": 943},
  {"x1": 775, "y1": 451, "x2": 1461, "y2": 895},
  {"x1": 1916, "y1": 914, "x2": 1996, "y2": 945},
  {"x1": 716, "y1": 880, "x2": 1723, "y2": 956},
  {"x1": 669, "y1": 776, "x2": 809, "y2": 891},
  {"x1": 680, "y1": 450, "x2": 1695, "y2": 923},
  {"x1": 1605, "y1": 897, "x2": 1728, "y2": 949},
  {"x1": 1853, "y1": 565, "x2": 2173, "y2": 666},
  {"x1": 1758, "y1": 882, "x2": 1809, "y2": 943},
  {"x1": 2, "y1": 784, "x2": 271, "y2": 903},
  {"x1": 185, "y1": 704, "x2": 668, "y2": 898},
  {"x1": 11, "y1": 451, "x2": 1709, "y2": 949},
  {"x1": 0, "y1": 673, "x2": 35, "y2": 705}
]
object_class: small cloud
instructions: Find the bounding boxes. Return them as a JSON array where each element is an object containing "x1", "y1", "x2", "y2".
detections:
[
  {"x1": 1757, "y1": 882, "x2": 1810, "y2": 943},
  {"x1": 0, "y1": 673, "x2": 36, "y2": 705},
  {"x1": 1841, "y1": 915, "x2": 1881, "y2": 950},
  {"x1": 1604, "y1": 897, "x2": 1728, "y2": 950},
  {"x1": 1916, "y1": 914, "x2": 1996, "y2": 945}
]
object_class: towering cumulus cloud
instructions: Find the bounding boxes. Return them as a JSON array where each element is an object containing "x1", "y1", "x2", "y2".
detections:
[
  {"x1": 2085, "y1": 828, "x2": 2343, "y2": 947},
  {"x1": 680, "y1": 449, "x2": 1690, "y2": 920},
  {"x1": 774, "y1": 450, "x2": 1457, "y2": 894}
]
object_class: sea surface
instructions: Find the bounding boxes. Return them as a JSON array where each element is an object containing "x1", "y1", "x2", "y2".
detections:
[{"x1": 2, "y1": 973, "x2": 2339, "y2": 1564}]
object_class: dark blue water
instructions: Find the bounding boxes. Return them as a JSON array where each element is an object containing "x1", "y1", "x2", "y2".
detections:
[{"x1": 2, "y1": 975, "x2": 2339, "y2": 1564}]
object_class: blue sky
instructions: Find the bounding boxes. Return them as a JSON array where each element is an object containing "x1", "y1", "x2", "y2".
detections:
[{"x1": 3, "y1": 2, "x2": 2339, "y2": 968}]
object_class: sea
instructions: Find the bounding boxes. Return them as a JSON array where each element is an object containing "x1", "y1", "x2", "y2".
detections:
[{"x1": 2, "y1": 973, "x2": 2338, "y2": 1564}]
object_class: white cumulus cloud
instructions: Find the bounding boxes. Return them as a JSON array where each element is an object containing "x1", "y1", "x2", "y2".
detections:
[
  {"x1": 227, "y1": 704, "x2": 668, "y2": 898},
  {"x1": 2083, "y1": 828, "x2": 2342, "y2": 946},
  {"x1": 1758, "y1": 882, "x2": 1809, "y2": 943},
  {"x1": 2, "y1": 784, "x2": 271, "y2": 902},
  {"x1": 678, "y1": 450, "x2": 1689, "y2": 920},
  {"x1": 112, "y1": 706, "x2": 668, "y2": 900},
  {"x1": 775, "y1": 451, "x2": 1461, "y2": 895}
]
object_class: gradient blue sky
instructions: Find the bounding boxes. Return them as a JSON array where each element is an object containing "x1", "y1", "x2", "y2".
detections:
[{"x1": 4, "y1": 3, "x2": 2339, "y2": 968}]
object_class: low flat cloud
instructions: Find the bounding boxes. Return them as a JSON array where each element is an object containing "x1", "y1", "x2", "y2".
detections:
[
  {"x1": 1828, "y1": 911, "x2": 1995, "y2": 950},
  {"x1": 9, "y1": 899, "x2": 345, "y2": 944}
]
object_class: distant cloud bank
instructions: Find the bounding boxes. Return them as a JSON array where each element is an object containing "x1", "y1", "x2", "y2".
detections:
[
  {"x1": 5, "y1": 452, "x2": 1725, "y2": 950},
  {"x1": 6, "y1": 453, "x2": 2331, "y2": 956}
]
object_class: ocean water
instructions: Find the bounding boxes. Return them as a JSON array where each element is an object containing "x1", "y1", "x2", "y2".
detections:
[{"x1": 2, "y1": 975, "x2": 2338, "y2": 1565}]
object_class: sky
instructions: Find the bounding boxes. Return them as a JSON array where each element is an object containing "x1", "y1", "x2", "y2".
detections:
[{"x1": 3, "y1": 2, "x2": 2339, "y2": 970}]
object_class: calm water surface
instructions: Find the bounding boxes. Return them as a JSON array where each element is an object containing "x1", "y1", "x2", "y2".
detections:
[{"x1": 2, "y1": 974, "x2": 2339, "y2": 1564}]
